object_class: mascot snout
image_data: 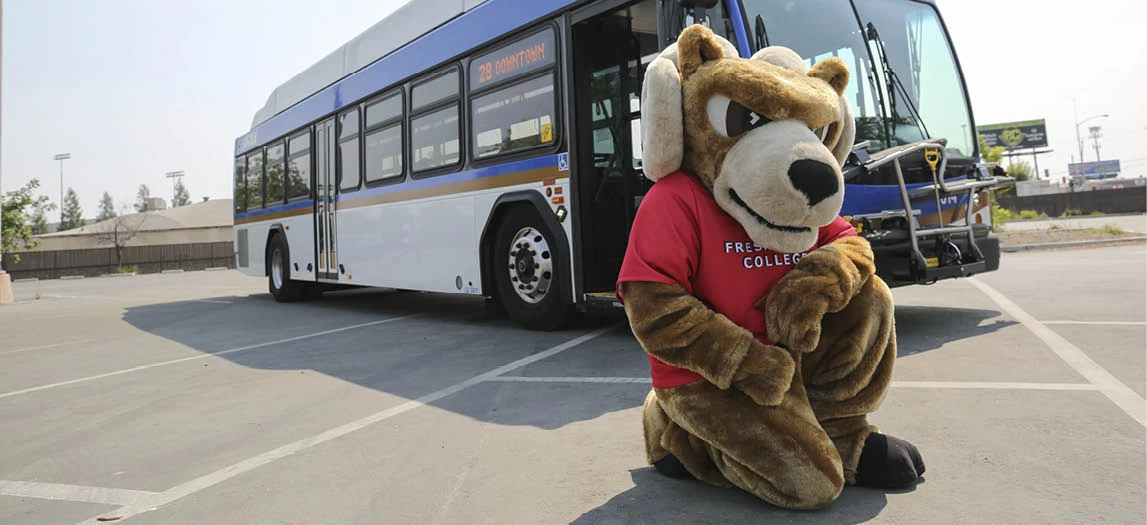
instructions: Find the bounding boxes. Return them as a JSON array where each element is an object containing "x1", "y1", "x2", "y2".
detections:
[{"x1": 714, "y1": 120, "x2": 846, "y2": 254}]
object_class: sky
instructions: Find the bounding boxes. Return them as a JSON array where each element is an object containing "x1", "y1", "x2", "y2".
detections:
[{"x1": 3, "y1": 0, "x2": 1145, "y2": 220}]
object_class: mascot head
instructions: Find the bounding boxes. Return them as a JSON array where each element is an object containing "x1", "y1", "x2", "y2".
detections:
[{"x1": 641, "y1": 24, "x2": 855, "y2": 253}]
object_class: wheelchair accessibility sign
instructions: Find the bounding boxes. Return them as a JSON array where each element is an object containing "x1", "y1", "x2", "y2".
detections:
[{"x1": 558, "y1": 153, "x2": 569, "y2": 172}]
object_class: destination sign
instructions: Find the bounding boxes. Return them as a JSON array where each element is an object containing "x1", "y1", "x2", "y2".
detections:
[{"x1": 472, "y1": 28, "x2": 554, "y2": 87}]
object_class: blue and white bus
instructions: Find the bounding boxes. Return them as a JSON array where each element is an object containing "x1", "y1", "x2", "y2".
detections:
[{"x1": 232, "y1": 0, "x2": 1014, "y2": 330}]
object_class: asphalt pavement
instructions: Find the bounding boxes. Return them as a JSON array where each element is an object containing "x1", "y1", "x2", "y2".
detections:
[{"x1": 1, "y1": 244, "x2": 1144, "y2": 524}]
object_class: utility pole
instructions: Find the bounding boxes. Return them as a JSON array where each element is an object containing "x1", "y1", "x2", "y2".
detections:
[
  {"x1": 165, "y1": 171, "x2": 184, "y2": 207},
  {"x1": 54, "y1": 153, "x2": 70, "y2": 222},
  {"x1": 1, "y1": 0, "x2": 12, "y2": 304},
  {"x1": 1089, "y1": 126, "x2": 1102, "y2": 162}
]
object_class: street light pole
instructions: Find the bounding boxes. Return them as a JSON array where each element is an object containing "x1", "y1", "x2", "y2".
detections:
[
  {"x1": 1, "y1": 1, "x2": 11, "y2": 304},
  {"x1": 54, "y1": 153, "x2": 71, "y2": 223},
  {"x1": 1074, "y1": 113, "x2": 1108, "y2": 162}
]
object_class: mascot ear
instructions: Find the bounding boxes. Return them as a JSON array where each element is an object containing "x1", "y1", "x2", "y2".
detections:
[
  {"x1": 751, "y1": 46, "x2": 856, "y2": 167},
  {"x1": 640, "y1": 25, "x2": 736, "y2": 182},
  {"x1": 640, "y1": 44, "x2": 684, "y2": 182}
]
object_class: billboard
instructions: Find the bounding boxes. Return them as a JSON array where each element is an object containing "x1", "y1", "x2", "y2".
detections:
[
  {"x1": 978, "y1": 119, "x2": 1048, "y2": 150},
  {"x1": 1068, "y1": 160, "x2": 1121, "y2": 179}
]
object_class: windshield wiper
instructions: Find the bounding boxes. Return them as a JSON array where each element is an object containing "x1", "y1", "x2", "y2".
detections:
[{"x1": 865, "y1": 22, "x2": 930, "y2": 142}]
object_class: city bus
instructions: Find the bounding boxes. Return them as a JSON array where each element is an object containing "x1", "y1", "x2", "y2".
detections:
[{"x1": 232, "y1": 0, "x2": 1014, "y2": 330}]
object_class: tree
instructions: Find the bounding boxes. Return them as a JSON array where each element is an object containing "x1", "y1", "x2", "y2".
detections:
[
  {"x1": 1006, "y1": 160, "x2": 1034, "y2": 181},
  {"x1": 2, "y1": 179, "x2": 56, "y2": 262},
  {"x1": 172, "y1": 179, "x2": 191, "y2": 207},
  {"x1": 97, "y1": 192, "x2": 117, "y2": 221},
  {"x1": 95, "y1": 203, "x2": 148, "y2": 268},
  {"x1": 978, "y1": 134, "x2": 1005, "y2": 164},
  {"x1": 59, "y1": 188, "x2": 86, "y2": 231},
  {"x1": 135, "y1": 184, "x2": 151, "y2": 212}
]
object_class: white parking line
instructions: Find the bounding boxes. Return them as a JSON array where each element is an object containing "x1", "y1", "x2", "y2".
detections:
[
  {"x1": 968, "y1": 277, "x2": 1147, "y2": 427},
  {"x1": 486, "y1": 376, "x2": 1101, "y2": 391},
  {"x1": 0, "y1": 338, "x2": 97, "y2": 357},
  {"x1": 0, "y1": 480, "x2": 158, "y2": 506},
  {"x1": 0, "y1": 315, "x2": 418, "y2": 401},
  {"x1": 1040, "y1": 320, "x2": 1146, "y2": 326},
  {"x1": 75, "y1": 324, "x2": 617, "y2": 524},
  {"x1": 488, "y1": 376, "x2": 652, "y2": 384}
]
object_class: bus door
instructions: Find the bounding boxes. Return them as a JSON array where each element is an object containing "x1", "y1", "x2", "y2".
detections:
[
  {"x1": 314, "y1": 117, "x2": 339, "y2": 281},
  {"x1": 570, "y1": 0, "x2": 659, "y2": 295}
]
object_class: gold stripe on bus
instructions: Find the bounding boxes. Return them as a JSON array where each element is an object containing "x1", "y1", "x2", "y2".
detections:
[
  {"x1": 337, "y1": 164, "x2": 566, "y2": 211},
  {"x1": 234, "y1": 205, "x2": 312, "y2": 225}
]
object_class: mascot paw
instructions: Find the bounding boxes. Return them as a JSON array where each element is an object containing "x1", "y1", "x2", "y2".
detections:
[
  {"x1": 856, "y1": 433, "x2": 925, "y2": 489},
  {"x1": 731, "y1": 343, "x2": 795, "y2": 406},
  {"x1": 653, "y1": 454, "x2": 696, "y2": 480},
  {"x1": 757, "y1": 293, "x2": 827, "y2": 354}
]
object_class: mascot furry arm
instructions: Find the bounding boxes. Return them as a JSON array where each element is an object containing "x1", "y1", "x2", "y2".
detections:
[{"x1": 619, "y1": 25, "x2": 924, "y2": 510}]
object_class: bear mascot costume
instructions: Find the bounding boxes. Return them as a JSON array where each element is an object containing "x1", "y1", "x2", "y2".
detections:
[{"x1": 616, "y1": 24, "x2": 925, "y2": 510}]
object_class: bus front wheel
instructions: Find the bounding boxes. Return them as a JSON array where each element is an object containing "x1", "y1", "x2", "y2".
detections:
[{"x1": 492, "y1": 206, "x2": 575, "y2": 331}]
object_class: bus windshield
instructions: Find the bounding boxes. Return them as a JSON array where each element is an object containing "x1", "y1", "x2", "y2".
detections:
[{"x1": 739, "y1": 0, "x2": 975, "y2": 158}]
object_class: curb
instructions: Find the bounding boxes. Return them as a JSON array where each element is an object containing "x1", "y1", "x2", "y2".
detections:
[
  {"x1": 100, "y1": 272, "x2": 138, "y2": 278},
  {"x1": 1002, "y1": 236, "x2": 1147, "y2": 253},
  {"x1": 60, "y1": 275, "x2": 86, "y2": 280},
  {"x1": 14, "y1": 278, "x2": 39, "y2": 283},
  {"x1": 204, "y1": 267, "x2": 229, "y2": 272},
  {"x1": 161, "y1": 269, "x2": 185, "y2": 274}
]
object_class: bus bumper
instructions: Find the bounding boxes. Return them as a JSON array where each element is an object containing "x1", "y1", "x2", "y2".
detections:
[{"x1": 871, "y1": 227, "x2": 1001, "y2": 288}]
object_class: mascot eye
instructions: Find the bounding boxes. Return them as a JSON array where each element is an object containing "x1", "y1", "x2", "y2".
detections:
[{"x1": 706, "y1": 94, "x2": 771, "y2": 138}]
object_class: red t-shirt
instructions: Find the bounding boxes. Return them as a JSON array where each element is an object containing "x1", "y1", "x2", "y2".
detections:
[{"x1": 616, "y1": 171, "x2": 856, "y2": 388}]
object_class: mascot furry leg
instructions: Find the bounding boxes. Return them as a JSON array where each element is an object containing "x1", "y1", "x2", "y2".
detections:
[{"x1": 633, "y1": 265, "x2": 916, "y2": 510}]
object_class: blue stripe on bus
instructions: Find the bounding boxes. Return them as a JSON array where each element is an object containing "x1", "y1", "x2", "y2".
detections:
[
  {"x1": 840, "y1": 177, "x2": 971, "y2": 217},
  {"x1": 234, "y1": 199, "x2": 314, "y2": 221},
  {"x1": 235, "y1": 154, "x2": 563, "y2": 220},
  {"x1": 724, "y1": 0, "x2": 752, "y2": 57},
  {"x1": 334, "y1": 154, "x2": 561, "y2": 204},
  {"x1": 235, "y1": 0, "x2": 579, "y2": 156}
]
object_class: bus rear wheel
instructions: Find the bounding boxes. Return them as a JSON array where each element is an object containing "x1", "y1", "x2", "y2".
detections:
[
  {"x1": 268, "y1": 234, "x2": 304, "y2": 302},
  {"x1": 492, "y1": 206, "x2": 575, "y2": 331}
]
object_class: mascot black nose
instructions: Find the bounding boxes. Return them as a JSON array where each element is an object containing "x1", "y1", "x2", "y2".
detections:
[{"x1": 788, "y1": 159, "x2": 839, "y2": 207}]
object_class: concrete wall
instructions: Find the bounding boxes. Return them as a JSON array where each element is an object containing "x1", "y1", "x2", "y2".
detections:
[
  {"x1": 996, "y1": 186, "x2": 1147, "y2": 217},
  {"x1": 2, "y1": 241, "x2": 236, "y2": 281}
]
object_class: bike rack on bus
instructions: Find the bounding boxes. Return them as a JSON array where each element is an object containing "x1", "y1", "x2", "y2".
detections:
[{"x1": 854, "y1": 140, "x2": 1015, "y2": 282}]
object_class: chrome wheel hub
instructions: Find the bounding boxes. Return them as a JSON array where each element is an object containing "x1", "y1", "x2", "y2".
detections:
[
  {"x1": 506, "y1": 227, "x2": 552, "y2": 304},
  {"x1": 271, "y1": 248, "x2": 284, "y2": 290}
]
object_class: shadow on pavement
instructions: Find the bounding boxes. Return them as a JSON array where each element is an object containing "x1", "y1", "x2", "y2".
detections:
[
  {"x1": 893, "y1": 305, "x2": 1017, "y2": 358},
  {"x1": 119, "y1": 286, "x2": 1014, "y2": 433},
  {"x1": 121, "y1": 286, "x2": 638, "y2": 432},
  {"x1": 571, "y1": 468, "x2": 889, "y2": 524}
]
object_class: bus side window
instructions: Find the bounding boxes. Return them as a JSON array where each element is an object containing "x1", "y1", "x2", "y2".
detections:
[
  {"x1": 246, "y1": 149, "x2": 264, "y2": 209},
  {"x1": 410, "y1": 67, "x2": 461, "y2": 174},
  {"x1": 265, "y1": 140, "x2": 286, "y2": 206},
  {"x1": 234, "y1": 156, "x2": 246, "y2": 213},
  {"x1": 286, "y1": 131, "x2": 311, "y2": 201},
  {"x1": 471, "y1": 73, "x2": 556, "y2": 159},
  {"x1": 364, "y1": 90, "x2": 404, "y2": 183},
  {"x1": 337, "y1": 107, "x2": 361, "y2": 192}
]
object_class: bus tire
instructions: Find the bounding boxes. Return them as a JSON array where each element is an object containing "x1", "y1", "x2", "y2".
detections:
[
  {"x1": 492, "y1": 205, "x2": 575, "y2": 331},
  {"x1": 267, "y1": 233, "x2": 303, "y2": 302}
]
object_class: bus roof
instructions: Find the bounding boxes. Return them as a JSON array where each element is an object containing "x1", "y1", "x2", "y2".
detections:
[
  {"x1": 237, "y1": 0, "x2": 577, "y2": 155},
  {"x1": 249, "y1": 0, "x2": 488, "y2": 130}
]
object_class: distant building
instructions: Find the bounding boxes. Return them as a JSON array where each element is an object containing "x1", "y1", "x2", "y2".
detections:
[{"x1": 27, "y1": 198, "x2": 233, "y2": 252}]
